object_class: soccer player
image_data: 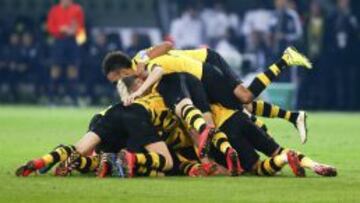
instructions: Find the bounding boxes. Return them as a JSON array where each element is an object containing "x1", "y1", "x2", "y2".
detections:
[
  {"x1": 104, "y1": 56, "x2": 217, "y2": 159},
  {"x1": 118, "y1": 76, "x2": 242, "y2": 176},
  {"x1": 122, "y1": 73, "x2": 337, "y2": 177},
  {"x1": 209, "y1": 103, "x2": 337, "y2": 177},
  {"x1": 16, "y1": 103, "x2": 174, "y2": 177},
  {"x1": 135, "y1": 44, "x2": 309, "y2": 144},
  {"x1": 103, "y1": 45, "x2": 311, "y2": 144},
  {"x1": 167, "y1": 47, "x2": 309, "y2": 144}
]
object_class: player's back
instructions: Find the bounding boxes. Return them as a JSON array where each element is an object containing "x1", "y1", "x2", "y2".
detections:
[
  {"x1": 169, "y1": 48, "x2": 208, "y2": 63},
  {"x1": 147, "y1": 52, "x2": 204, "y2": 79},
  {"x1": 134, "y1": 92, "x2": 178, "y2": 133}
]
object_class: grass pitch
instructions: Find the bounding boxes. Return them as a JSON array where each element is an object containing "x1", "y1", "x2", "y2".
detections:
[{"x1": 0, "y1": 106, "x2": 360, "y2": 203}]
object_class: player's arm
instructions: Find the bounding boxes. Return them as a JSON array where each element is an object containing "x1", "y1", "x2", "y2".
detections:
[
  {"x1": 147, "y1": 41, "x2": 174, "y2": 59},
  {"x1": 136, "y1": 42, "x2": 173, "y2": 76},
  {"x1": 124, "y1": 65, "x2": 164, "y2": 106}
]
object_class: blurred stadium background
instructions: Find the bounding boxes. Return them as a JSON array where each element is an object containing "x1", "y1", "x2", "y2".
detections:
[{"x1": 0, "y1": 0, "x2": 359, "y2": 110}]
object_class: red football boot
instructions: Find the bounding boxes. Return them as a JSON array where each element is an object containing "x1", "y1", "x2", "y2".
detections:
[
  {"x1": 97, "y1": 153, "x2": 114, "y2": 178},
  {"x1": 201, "y1": 162, "x2": 218, "y2": 176},
  {"x1": 188, "y1": 164, "x2": 207, "y2": 177},
  {"x1": 198, "y1": 126, "x2": 215, "y2": 158},
  {"x1": 226, "y1": 148, "x2": 243, "y2": 176},
  {"x1": 117, "y1": 150, "x2": 136, "y2": 178},
  {"x1": 16, "y1": 159, "x2": 45, "y2": 177},
  {"x1": 287, "y1": 150, "x2": 306, "y2": 177}
]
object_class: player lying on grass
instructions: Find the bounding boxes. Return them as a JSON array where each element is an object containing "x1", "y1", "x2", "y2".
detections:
[
  {"x1": 16, "y1": 87, "x2": 241, "y2": 177},
  {"x1": 103, "y1": 43, "x2": 311, "y2": 144},
  {"x1": 16, "y1": 102, "x2": 176, "y2": 177},
  {"x1": 52, "y1": 105, "x2": 337, "y2": 179},
  {"x1": 115, "y1": 75, "x2": 337, "y2": 178}
]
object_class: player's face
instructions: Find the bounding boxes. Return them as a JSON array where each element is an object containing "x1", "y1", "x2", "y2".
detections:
[{"x1": 107, "y1": 69, "x2": 136, "y2": 84}]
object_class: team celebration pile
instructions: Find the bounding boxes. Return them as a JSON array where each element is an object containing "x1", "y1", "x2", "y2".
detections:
[{"x1": 16, "y1": 43, "x2": 337, "y2": 179}]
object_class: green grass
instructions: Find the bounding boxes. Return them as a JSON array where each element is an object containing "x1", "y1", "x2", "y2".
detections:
[{"x1": 1, "y1": 106, "x2": 360, "y2": 203}]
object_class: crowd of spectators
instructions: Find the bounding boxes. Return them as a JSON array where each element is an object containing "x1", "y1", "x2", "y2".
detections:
[
  {"x1": 0, "y1": 0, "x2": 359, "y2": 110},
  {"x1": 169, "y1": 0, "x2": 360, "y2": 110},
  {"x1": 0, "y1": 0, "x2": 151, "y2": 106}
]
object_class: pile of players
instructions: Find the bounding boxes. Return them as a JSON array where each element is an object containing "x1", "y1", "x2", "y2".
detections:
[{"x1": 16, "y1": 42, "x2": 337, "y2": 178}]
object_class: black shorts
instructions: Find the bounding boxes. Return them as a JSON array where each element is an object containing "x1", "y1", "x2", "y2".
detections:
[
  {"x1": 201, "y1": 63, "x2": 243, "y2": 111},
  {"x1": 215, "y1": 111, "x2": 280, "y2": 171},
  {"x1": 157, "y1": 73, "x2": 211, "y2": 113},
  {"x1": 205, "y1": 48, "x2": 242, "y2": 88},
  {"x1": 92, "y1": 103, "x2": 161, "y2": 153},
  {"x1": 124, "y1": 104, "x2": 162, "y2": 151}
]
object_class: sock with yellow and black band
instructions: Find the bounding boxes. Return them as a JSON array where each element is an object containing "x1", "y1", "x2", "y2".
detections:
[
  {"x1": 36, "y1": 145, "x2": 76, "y2": 172},
  {"x1": 180, "y1": 104, "x2": 207, "y2": 134},
  {"x1": 248, "y1": 59, "x2": 287, "y2": 98},
  {"x1": 211, "y1": 130, "x2": 232, "y2": 155},
  {"x1": 76, "y1": 155, "x2": 100, "y2": 173},
  {"x1": 255, "y1": 154, "x2": 287, "y2": 176},
  {"x1": 135, "y1": 152, "x2": 167, "y2": 172}
]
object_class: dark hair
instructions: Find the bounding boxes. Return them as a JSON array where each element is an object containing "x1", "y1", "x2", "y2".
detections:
[{"x1": 101, "y1": 51, "x2": 132, "y2": 75}]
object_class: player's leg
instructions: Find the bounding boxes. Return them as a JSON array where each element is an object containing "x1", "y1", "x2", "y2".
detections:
[
  {"x1": 184, "y1": 73, "x2": 241, "y2": 167},
  {"x1": 16, "y1": 144, "x2": 76, "y2": 176},
  {"x1": 205, "y1": 48, "x2": 242, "y2": 91},
  {"x1": 254, "y1": 152, "x2": 291, "y2": 176},
  {"x1": 53, "y1": 153, "x2": 100, "y2": 176},
  {"x1": 175, "y1": 150, "x2": 207, "y2": 177},
  {"x1": 211, "y1": 130, "x2": 242, "y2": 176},
  {"x1": 245, "y1": 101, "x2": 308, "y2": 144},
  {"x1": 135, "y1": 166, "x2": 165, "y2": 177},
  {"x1": 157, "y1": 73, "x2": 214, "y2": 157},
  {"x1": 296, "y1": 152, "x2": 337, "y2": 177},
  {"x1": 16, "y1": 131, "x2": 101, "y2": 177},
  {"x1": 249, "y1": 115, "x2": 270, "y2": 134},
  {"x1": 238, "y1": 112, "x2": 335, "y2": 177},
  {"x1": 118, "y1": 148, "x2": 170, "y2": 178},
  {"x1": 203, "y1": 47, "x2": 311, "y2": 105},
  {"x1": 227, "y1": 111, "x2": 305, "y2": 177},
  {"x1": 241, "y1": 47, "x2": 312, "y2": 102}
]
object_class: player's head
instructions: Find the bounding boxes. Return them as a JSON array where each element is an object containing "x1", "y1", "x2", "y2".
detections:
[{"x1": 102, "y1": 51, "x2": 135, "y2": 84}]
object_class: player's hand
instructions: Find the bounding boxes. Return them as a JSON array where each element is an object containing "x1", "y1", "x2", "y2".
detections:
[{"x1": 123, "y1": 90, "x2": 143, "y2": 106}]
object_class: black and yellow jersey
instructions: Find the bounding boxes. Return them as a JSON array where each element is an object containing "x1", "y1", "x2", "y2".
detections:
[
  {"x1": 133, "y1": 92, "x2": 179, "y2": 134},
  {"x1": 131, "y1": 49, "x2": 205, "y2": 80},
  {"x1": 169, "y1": 48, "x2": 208, "y2": 63}
]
